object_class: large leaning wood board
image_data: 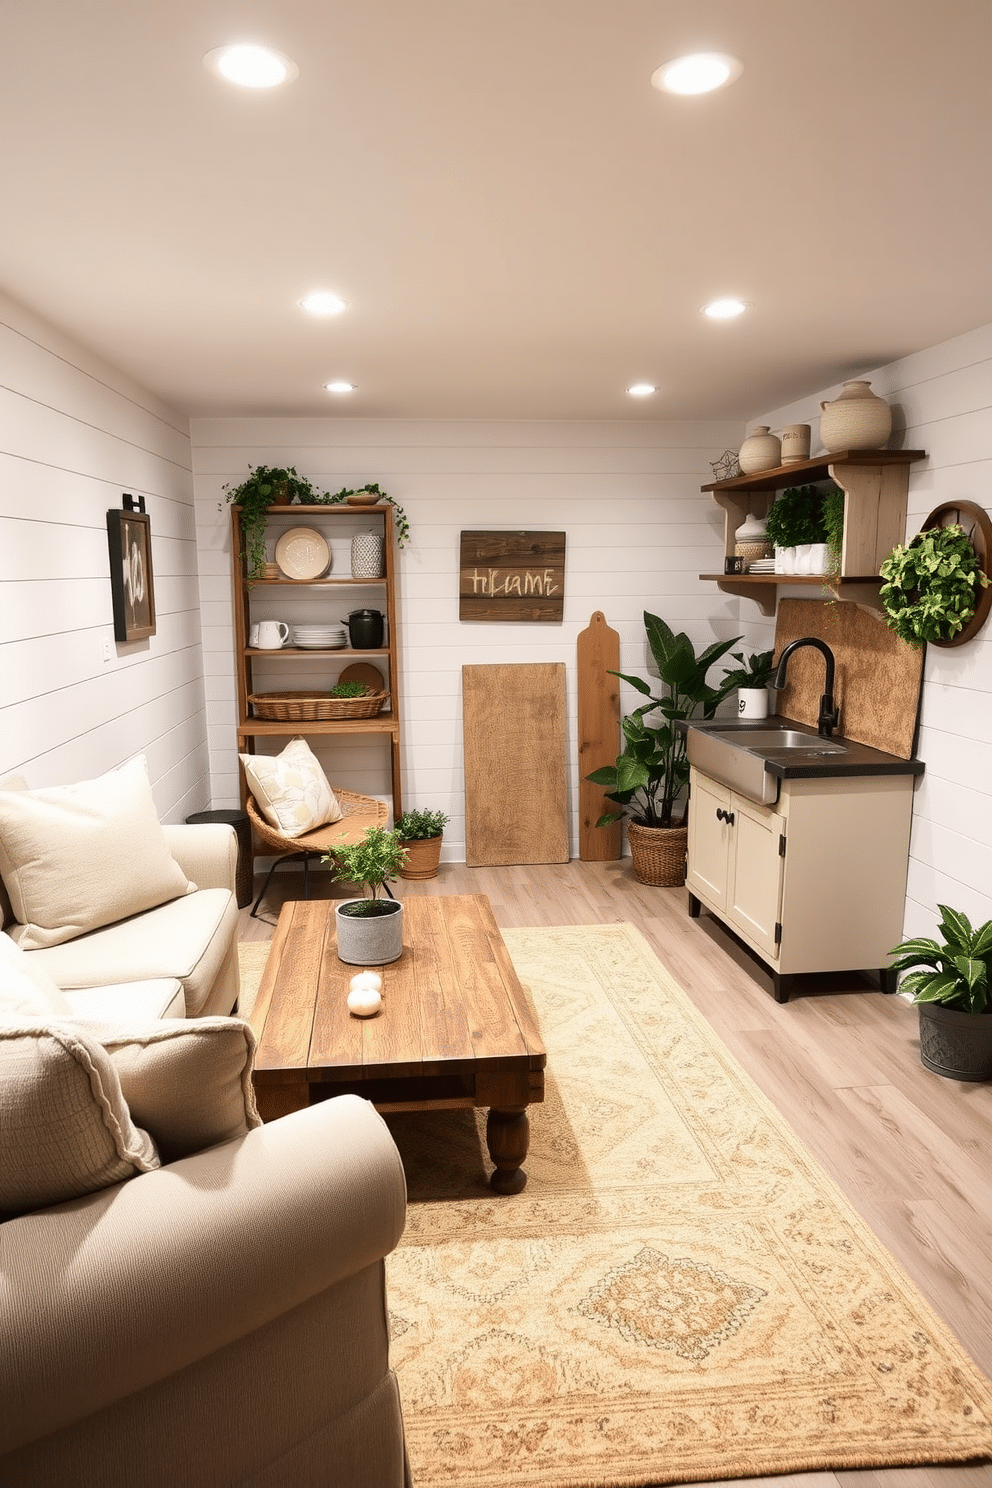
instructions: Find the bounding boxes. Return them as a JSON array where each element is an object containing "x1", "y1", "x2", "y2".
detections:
[
  {"x1": 462, "y1": 663, "x2": 569, "y2": 866},
  {"x1": 774, "y1": 599, "x2": 924, "y2": 759},
  {"x1": 577, "y1": 611, "x2": 621, "y2": 861}
]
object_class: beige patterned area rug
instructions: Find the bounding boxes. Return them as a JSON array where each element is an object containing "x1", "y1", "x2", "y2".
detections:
[{"x1": 377, "y1": 923, "x2": 992, "y2": 1488}]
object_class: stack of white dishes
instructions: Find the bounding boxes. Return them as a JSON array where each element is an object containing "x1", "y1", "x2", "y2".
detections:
[
  {"x1": 747, "y1": 558, "x2": 777, "y2": 574},
  {"x1": 292, "y1": 624, "x2": 347, "y2": 649}
]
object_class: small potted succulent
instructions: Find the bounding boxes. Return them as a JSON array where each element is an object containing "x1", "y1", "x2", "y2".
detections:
[
  {"x1": 720, "y1": 648, "x2": 776, "y2": 720},
  {"x1": 324, "y1": 826, "x2": 408, "y2": 964},
  {"x1": 888, "y1": 904, "x2": 992, "y2": 1081},
  {"x1": 394, "y1": 808, "x2": 450, "y2": 880}
]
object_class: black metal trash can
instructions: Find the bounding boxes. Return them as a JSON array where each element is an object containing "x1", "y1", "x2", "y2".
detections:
[{"x1": 184, "y1": 809, "x2": 253, "y2": 909}]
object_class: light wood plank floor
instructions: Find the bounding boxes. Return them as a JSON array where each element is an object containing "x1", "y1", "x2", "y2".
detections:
[{"x1": 239, "y1": 860, "x2": 992, "y2": 1488}]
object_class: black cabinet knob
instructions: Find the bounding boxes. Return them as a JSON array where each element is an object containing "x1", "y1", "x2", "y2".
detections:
[{"x1": 715, "y1": 808, "x2": 736, "y2": 825}]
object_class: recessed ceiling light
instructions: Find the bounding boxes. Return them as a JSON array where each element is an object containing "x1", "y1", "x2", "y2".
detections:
[
  {"x1": 300, "y1": 291, "x2": 347, "y2": 317},
  {"x1": 204, "y1": 44, "x2": 299, "y2": 89},
  {"x1": 702, "y1": 298, "x2": 749, "y2": 319},
  {"x1": 652, "y1": 52, "x2": 743, "y2": 96},
  {"x1": 627, "y1": 383, "x2": 657, "y2": 397},
  {"x1": 325, "y1": 381, "x2": 355, "y2": 394}
]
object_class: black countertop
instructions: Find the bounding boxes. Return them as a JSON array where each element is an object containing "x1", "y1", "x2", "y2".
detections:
[{"x1": 677, "y1": 715, "x2": 925, "y2": 783}]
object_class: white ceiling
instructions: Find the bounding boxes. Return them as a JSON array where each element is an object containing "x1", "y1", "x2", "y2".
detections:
[{"x1": 2, "y1": 1, "x2": 991, "y2": 422}]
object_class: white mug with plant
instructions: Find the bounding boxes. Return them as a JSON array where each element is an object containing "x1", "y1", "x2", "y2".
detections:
[{"x1": 720, "y1": 649, "x2": 776, "y2": 719}]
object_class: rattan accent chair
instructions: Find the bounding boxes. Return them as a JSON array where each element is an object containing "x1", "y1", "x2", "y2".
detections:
[{"x1": 246, "y1": 789, "x2": 388, "y2": 918}]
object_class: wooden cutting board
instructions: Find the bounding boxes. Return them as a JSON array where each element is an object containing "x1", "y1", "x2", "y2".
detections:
[
  {"x1": 577, "y1": 612, "x2": 622, "y2": 861},
  {"x1": 462, "y1": 663, "x2": 569, "y2": 866}
]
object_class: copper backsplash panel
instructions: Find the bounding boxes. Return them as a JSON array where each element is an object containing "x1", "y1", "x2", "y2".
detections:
[{"x1": 773, "y1": 599, "x2": 924, "y2": 759}]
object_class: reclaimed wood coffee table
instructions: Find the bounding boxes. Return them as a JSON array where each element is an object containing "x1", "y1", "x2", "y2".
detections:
[{"x1": 248, "y1": 894, "x2": 546, "y2": 1193}]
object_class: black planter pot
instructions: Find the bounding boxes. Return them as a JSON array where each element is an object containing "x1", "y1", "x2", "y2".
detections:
[{"x1": 917, "y1": 1001, "x2": 992, "y2": 1081}]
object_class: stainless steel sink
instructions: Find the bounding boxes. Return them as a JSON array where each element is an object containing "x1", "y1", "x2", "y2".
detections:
[{"x1": 686, "y1": 724, "x2": 848, "y2": 805}]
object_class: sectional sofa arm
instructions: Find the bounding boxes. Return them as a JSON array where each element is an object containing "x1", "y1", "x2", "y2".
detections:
[
  {"x1": 0, "y1": 1095, "x2": 407, "y2": 1456},
  {"x1": 162, "y1": 822, "x2": 238, "y2": 894}
]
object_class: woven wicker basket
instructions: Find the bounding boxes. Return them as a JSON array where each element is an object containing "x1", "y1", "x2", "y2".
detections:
[
  {"x1": 627, "y1": 820, "x2": 688, "y2": 887},
  {"x1": 249, "y1": 690, "x2": 389, "y2": 722}
]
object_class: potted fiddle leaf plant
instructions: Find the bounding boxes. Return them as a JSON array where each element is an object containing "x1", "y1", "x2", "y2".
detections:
[
  {"x1": 888, "y1": 904, "x2": 992, "y2": 1081},
  {"x1": 395, "y1": 808, "x2": 450, "y2": 880},
  {"x1": 585, "y1": 611, "x2": 740, "y2": 886},
  {"x1": 324, "y1": 826, "x2": 409, "y2": 965},
  {"x1": 720, "y1": 648, "x2": 776, "y2": 720}
]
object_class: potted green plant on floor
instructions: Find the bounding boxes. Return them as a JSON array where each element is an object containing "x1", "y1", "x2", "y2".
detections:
[
  {"x1": 324, "y1": 826, "x2": 409, "y2": 964},
  {"x1": 888, "y1": 905, "x2": 992, "y2": 1080},
  {"x1": 585, "y1": 611, "x2": 740, "y2": 886},
  {"x1": 720, "y1": 648, "x2": 776, "y2": 720},
  {"x1": 395, "y1": 808, "x2": 450, "y2": 880}
]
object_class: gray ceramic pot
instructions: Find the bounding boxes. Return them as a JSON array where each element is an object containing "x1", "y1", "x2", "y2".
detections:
[
  {"x1": 335, "y1": 898, "x2": 404, "y2": 965},
  {"x1": 917, "y1": 1001, "x2": 992, "y2": 1082}
]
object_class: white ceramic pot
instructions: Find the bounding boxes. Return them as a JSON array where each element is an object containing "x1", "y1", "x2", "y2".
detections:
[
  {"x1": 774, "y1": 545, "x2": 795, "y2": 575},
  {"x1": 819, "y1": 380, "x2": 892, "y2": 453},
  {"x1": 738, "y1": 426, "x2": 782, "y2": 475},
  {"x1": 738, "y1": 688, "x2": 769, "y2": 720},
  {"x1": 335, "y1": 898, "x2": 404, "y2": 965}
]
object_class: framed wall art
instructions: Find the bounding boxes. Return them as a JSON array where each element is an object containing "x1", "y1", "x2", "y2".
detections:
[
  {"x1": 107, "y1": 502, "x2": 156, "y2": 641},
  {"x1": 459, "y1": 530, "x2": 566, "y2": 622}
]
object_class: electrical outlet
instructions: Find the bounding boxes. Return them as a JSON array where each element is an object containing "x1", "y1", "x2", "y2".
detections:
[{"x1": 102, "y1": 638, "x2": 112, "y2": 663}]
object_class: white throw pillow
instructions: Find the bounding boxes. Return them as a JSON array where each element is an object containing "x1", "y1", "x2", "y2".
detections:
[
  {"x1": 0, "y1": 931, "x2": 74, "y2": 1021},
  {"x1": 0, "y1": 757, "x2": 195, "y2": 950},
  {"x1": 240, "y1": 737, "x2": 343, "y2": 838},
  {"x1": 0, "y1": 1022, "x2": 159, "y2": 1216}
]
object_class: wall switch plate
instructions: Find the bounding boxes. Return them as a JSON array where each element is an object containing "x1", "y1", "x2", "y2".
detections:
[{"x1": 102, "y1": 638, "x2": 112, "y2": 662}]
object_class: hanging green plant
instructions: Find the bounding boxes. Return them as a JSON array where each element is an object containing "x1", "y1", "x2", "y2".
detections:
[
  {"x1": 301, "y1": 482, "x2": 411, "y2": 548},
  {"x1": 821, "y1": 486, "x2": 845, "y2": 573},
  {"x1": 878, "y1": 523, "x2": 990, "y2": 647}
]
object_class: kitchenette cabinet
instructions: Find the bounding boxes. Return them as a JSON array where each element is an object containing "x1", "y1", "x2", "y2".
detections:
[{"x1": 687, "y1": 764, "x2": 917, "y2": 1001}]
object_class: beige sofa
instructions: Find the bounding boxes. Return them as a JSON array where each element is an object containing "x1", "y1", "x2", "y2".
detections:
[
  {"x1": 0, "y1": 763, "x2": 240, "y2": 1019},
  {"x1": 0, "y1": 935, "x2": 411, "y2": 1486}
]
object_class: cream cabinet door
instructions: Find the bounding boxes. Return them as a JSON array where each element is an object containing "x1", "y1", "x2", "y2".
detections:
[
  {"x1": 686, "y1": 771, "x2": 733, "y2": 911},
  {"x1": 726, "y1": 794, "x2": 786, "y2": 957}
]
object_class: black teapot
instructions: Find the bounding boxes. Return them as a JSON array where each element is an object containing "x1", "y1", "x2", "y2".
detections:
[{"x1": 342, "y1": 608, "x2": 385, "y2": 649}]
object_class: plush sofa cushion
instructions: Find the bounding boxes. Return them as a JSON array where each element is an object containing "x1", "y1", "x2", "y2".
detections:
[
  {"x1": 64, "y1": 980, "x2": 186, "y2": 1022},
  {"x1": 240, "y1": 737, "x2": 342, "y2": 838},
  {"x1": 0, "y1": 1023, "x2": 159, "y2": 1216},
  {"x1": 0, "y1": 757, "x2": 195, "y2": 950},
  {"x1": 24, "y1": 888, "x2": 237, "y2": 1017},
  {"x1": 91, "y1": 1018, "x2": 261, "y2": 1162},
  {"x1": 0, "y1": 929, "x2": 73, "y2": 1020}
]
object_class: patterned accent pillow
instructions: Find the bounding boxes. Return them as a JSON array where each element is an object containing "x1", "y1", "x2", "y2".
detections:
[
  {"x1": 0, "y1": 1022, "x2": 159, "y2": 1216},
  {"x1": 240, "y1": 738, "x2": 343, "y2": 839}
]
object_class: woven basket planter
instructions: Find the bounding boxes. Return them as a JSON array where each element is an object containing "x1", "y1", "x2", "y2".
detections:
[
  {"x1": 398, "y1": 835, "x2": 443, "y2": 880},
  {"x1": 627, "y1": 820, "x2": 688, "y2": 887},
  {"x1": 249, "y1": 690, "x2": 389, "y2": 722}
]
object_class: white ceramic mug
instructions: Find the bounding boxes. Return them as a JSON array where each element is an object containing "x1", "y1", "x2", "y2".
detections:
[
  {"x1": 255, "y1": 620, "x2": 290, "y2": 649},
  {"x1": 738, "y1": 688, "x2": 769, "y2": 720}
]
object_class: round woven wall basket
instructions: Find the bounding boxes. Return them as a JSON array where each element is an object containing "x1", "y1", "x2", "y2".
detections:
[{"x1": 627, "y1": 820, "x2": 688, "y2": 887}]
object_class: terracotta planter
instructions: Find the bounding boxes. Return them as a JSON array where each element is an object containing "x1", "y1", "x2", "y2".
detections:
[
  {"x1": 917, "y1": 1002, "x2": 992, "y2": 1082},
  {"x1": 627, "y1": 820, "x2": 688, "y2": 887},
  {"x1": 398, "y1": 835, "x2": 443, "y2": 880}
]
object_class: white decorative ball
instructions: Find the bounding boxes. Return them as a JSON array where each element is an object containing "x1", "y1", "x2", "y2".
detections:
[
  {"x1": 350, "y1": 970, "x2": 383, "y2": 994},
  {"x1": 347, "y1": 986, "x2": 382, "y2": 1018}
]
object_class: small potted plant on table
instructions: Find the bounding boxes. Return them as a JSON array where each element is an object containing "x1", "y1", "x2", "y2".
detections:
[
  {"x1": 324, "y1": 826, "x2": 409, "y2": 964},
  {"x1": 889, "y1": 904, "x2": 992, "y2": 1081},
  {"x1": 395, "y1": 808, "x2": 450, "y2": 880}
]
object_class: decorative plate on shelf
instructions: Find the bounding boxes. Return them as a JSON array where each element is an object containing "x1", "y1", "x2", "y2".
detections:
[
  {"x1": 274, "y1": 527, "x2": 331, "y2": 580},
  {"x1": 338, "y1": 662, "x2": 386, "y2": 692}
]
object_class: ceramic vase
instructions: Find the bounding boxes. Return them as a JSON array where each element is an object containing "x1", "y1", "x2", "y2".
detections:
[
  {"x1": 780, "y1": 423, "x2": 811, "y2": 463},
  {"x1": 351, "y1": 530, "x2": 384, "y2": 578},
  {"x1": 738, "y1": 426, "x2": 782, "y2": 475},
  {"x1": 734, "y1": 512, "x2": 773, "y2": 562},
  {"x1": 819, "y1": 380, "x2": 892, "y2": 453}
]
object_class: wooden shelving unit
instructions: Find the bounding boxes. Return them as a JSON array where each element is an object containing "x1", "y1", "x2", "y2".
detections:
[
  {"x1": 700, "y1": 449, "x2": 927, "y2": 616},
  {"x1": 231, "y1": 503, "x2": 402, "y2": 819}
]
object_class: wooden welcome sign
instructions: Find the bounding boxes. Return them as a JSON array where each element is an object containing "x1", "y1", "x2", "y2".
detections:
[{"x1": 459, "y1": 531, "x2": 566, "y2": 622}]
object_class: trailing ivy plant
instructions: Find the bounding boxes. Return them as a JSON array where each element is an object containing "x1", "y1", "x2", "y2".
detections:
[
  {"x1": 889, "y1": 904, "x2": 992, "y2": 1013},
  {"x1": 226, "y1": 467, "x2": 411, "y2": 579},
  {"x1": 878, "y1": 523, "x2": 989, "y2": 647},
  {"x1": 821, "y1": 486, "x2": 845, "y2": 573},
  {"x1": 224, "y1": 466, "x2": 331, "y2": 579}
]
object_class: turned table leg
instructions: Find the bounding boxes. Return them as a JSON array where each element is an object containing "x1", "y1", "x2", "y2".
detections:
[{"x1": 486, "y1": 1107, "x2": 530, "y2": 1194}]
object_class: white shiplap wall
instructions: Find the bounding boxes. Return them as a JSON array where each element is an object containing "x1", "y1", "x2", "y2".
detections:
[
  {"x1": 757, "y1": 323, "x2": 992, "y2": 942},
  {"x1": 190, "y1": 417, "x2": 743, "y2": 860},
  {"x1": 0, "y1": 290, "x2": 209, "y2": 821}
]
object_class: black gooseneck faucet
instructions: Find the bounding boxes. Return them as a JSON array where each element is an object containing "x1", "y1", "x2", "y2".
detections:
[{"x1": 770, "y1": 637, "x2": 840, "y2": 738}]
